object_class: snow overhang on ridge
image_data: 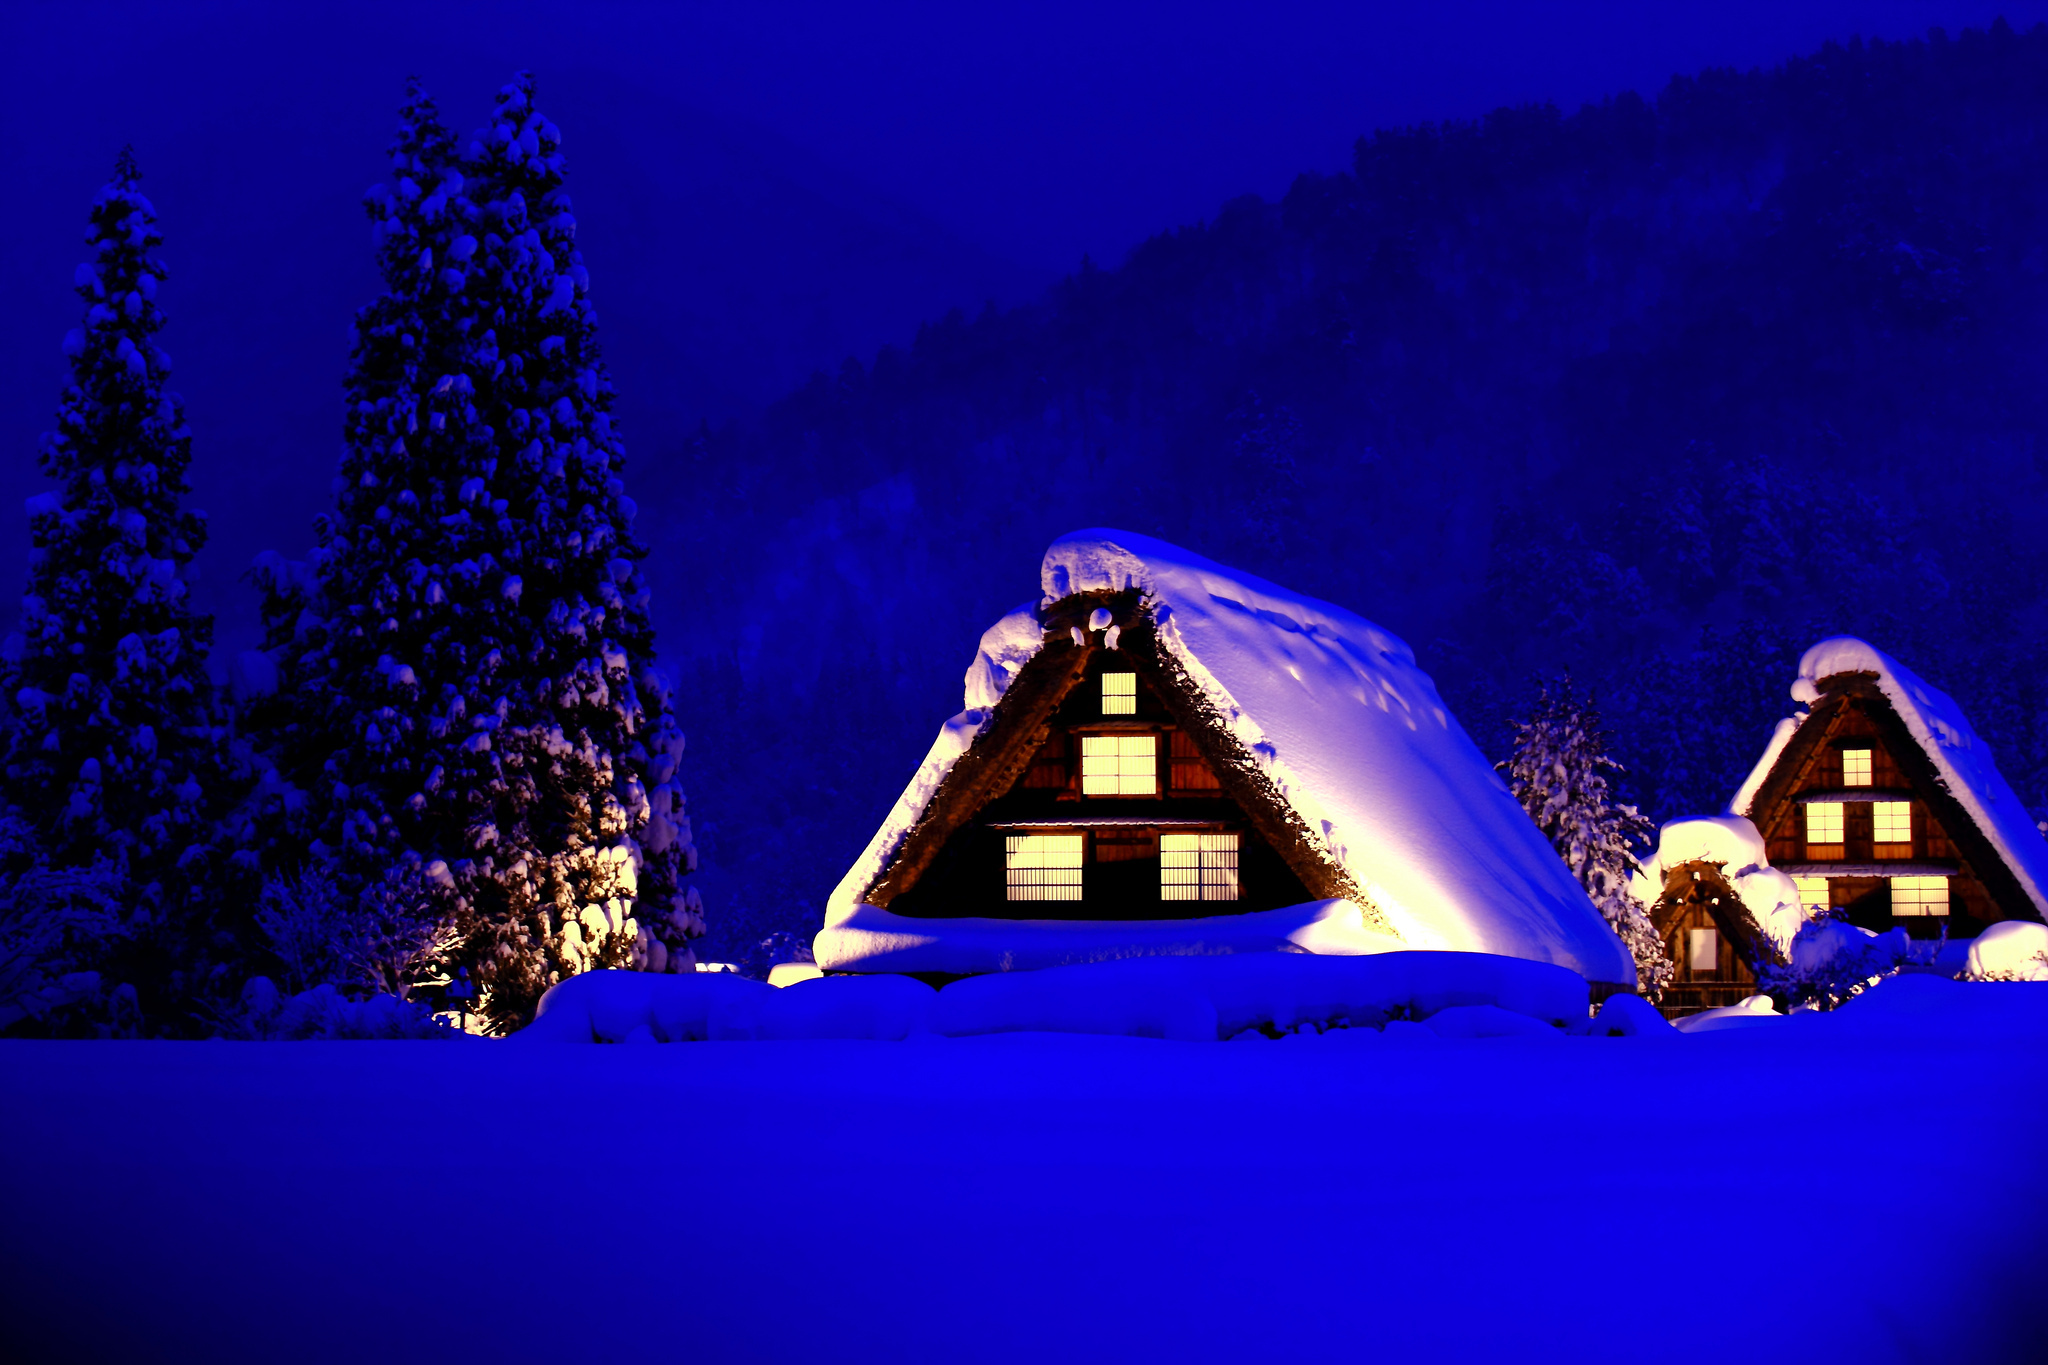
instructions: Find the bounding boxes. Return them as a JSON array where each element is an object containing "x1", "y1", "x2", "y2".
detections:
[
  {"x1": 823, "y1": 529, "x2": 1635, "y2": 986},
  {"x1": 1735, "y1": 636, "x2": 2048, "y2": 919}
]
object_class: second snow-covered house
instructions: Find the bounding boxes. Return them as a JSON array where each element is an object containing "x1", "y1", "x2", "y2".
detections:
[{"x1": 814, "y1": 530, "x2": 1635, "y2": 987}]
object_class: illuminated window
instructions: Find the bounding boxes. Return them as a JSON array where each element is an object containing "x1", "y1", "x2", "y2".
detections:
[
  {"x1": 1841, "y1": 747, "x2": 1872, "y2": 787},
  {"x1": 1793, "y1": 875, "x2": 1830, "y2": 916},
  {"x1": 1891, "y1": 876, "x2": 1950, "y2": 916},
  {"x1": 1080, "y1": 735, "x2": 1156, "y2": 795},
  {"x1": 1805, "y1": 802, "x2": 1845, "y2": 845},
  {"x1": 1161, "y1": 832, "x2": 1239, "y2": 901},
  {"x1": 1873, "y1": 800, "x2": 1912, "y2": 845},
  {"x1": 1688, "y1": 928, "x2": 1718, "y2": 972},
  {"x1": 1101, "y1": 672, "x2": 1136, "y2": 716},
  {"x1": 1006, "y1": 834, "x2": 1083, "y2": 901}
]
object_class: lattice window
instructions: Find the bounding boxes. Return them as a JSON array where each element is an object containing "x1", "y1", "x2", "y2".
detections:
[
  {"x1": 1873, "y1": 800, "x2": 1912, "y2": 846},
  {"x1": 1005, "y1": 834, "x2": 1084, "y2": 901},
  {"x1": 1891, "y1": 876, "x2": 1950, "y2": 916},
  {"x1": 1101, "y1": 672, "x2": 1137, "y2": 716},
  {"x1": 1080, "y1": 734, "x2": 1156, "y2": 795},
  {"x1": 1793, "y1": 875, "x2": 1830, "y2": 917},
  {"x1": 1805, "y1": 802, "x2": 1845, "y2": 847},
  {"x1": 1841, "y1": 747, "x2": 1873, "y2": 788},
  {"x1": 1161, "y1": 832, "x2": 1239, "y2": 901}
]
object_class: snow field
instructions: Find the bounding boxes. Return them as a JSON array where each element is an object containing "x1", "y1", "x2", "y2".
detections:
[
  {"x1": 521, "y1": 951, "x2": 1593, "y2": 1043},
  {"x1": 4, "y1": 976, "x2": 2046, "y2": 1364}
]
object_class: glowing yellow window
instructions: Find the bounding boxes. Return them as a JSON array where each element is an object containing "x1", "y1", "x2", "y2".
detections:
[
  {"x1": 1006, "y1": 834, "x2": 1083, "y2": 901},
  {"x1": 1161, "y1": 832, "x2": 1239, "y2": 901},
  {"x1": 1080, "y1": 735, "x2": 1155, "y2": 795},
  {"x1": 1793, "y1": 875, "x2": 1830, "y2": 916},
  {"x1": 1841, "y1": 748, "x2": 1872, "y2": 787},
  {"x1": 1687, "y1": 928, "x2": 1718, "y2": 972},
  {"x1": 1891, "y1": 876, "x2": 1949, "y2": 916},
  {"x1": 1805, "y1": 802, "x2": 1844, "y2": 845},
  {"x1": 1101, "y1": 672, "x2": 1136, "y2": 716},
  {"x1": 1873, "y1": 800, "x2": 1912, "y2": 845}
]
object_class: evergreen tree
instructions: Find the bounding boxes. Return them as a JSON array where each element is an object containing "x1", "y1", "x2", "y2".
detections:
[
  {"x1": 1501, "y1": 676, "x2": 1673, "y2": 998},
  {"x1": 0, "y1": 150, "x2": 223, "y2": 1023},
  {"x1": 249, "y1": 78, "x2": 700, "y2": 1030}
]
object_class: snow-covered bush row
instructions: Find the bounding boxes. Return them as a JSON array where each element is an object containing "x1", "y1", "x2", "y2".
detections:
[
  {"x1": 520, "y1": 951, "x2": 1594, "y2": 1043},
  {"x1": 1754, "y1": 913, "x2": 1945, "y2": 1010},
  {"x1": 214, "y1": 977, "x2": 451, "y2": 1040}
]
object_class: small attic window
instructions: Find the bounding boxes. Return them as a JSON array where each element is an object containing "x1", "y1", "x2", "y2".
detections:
[
  {"x1": 1687, "y1": 928, "x2": 1718, "y2": 972},
  {"x1": 1841, "y1": 747, "x2": 1873, "y2": 788},
  {"x1": 1101, "y1": 671, "x2": 1137, "y2": 715},
  {"x1": 1006, "y1": 834, "x2": 1084, "y2": 901},
  {"x1": 1805, "y1": 802, "x2": 1845, "y2": 847},
  {"x1": 1891, "y1": 876, "x2": 1949, "y2": 916},
  {"x1": 1873, "y1": 800, "x2": 1912, "y2": 846},
  {"x1": 1161, "y1": 832, "x2": 1239, "y2": 901},
  {"x1": 1081, "y1": 735, "x2": 1156, "y2": 795}
]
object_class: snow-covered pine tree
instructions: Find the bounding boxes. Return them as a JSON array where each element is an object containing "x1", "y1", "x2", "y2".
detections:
[
  {"x1": 0, "y1": 150, "x2": 223, "y2": 1020},
  {"x1": 248, "y1": 78, "x2": 700, "y2": 1030},
  {"x1": 1501, "y1": 676, "x2": 1673, "y2": 998}
]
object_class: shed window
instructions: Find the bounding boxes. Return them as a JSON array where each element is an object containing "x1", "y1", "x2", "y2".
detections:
[
  {"x1": 1688, "y1": 928, "x2": 1719, "y2": 972},
  {"x1": 1873, "y1": 800, "x2": 1912, "y2": 845},
  {"x1": 1161, "y1": 832, "x2": 1239, "y2": 901},
  {"x1": 1793, "y1": 875, "x2": 1830, "y2": 917},
  {"x1": 1080, "y1": 734, "x2": 1156, "y2": 795},
  {"x1": 1006, "y1": 834, "x2": 1084, "y2": 901},
  {"x1": 1891, "y1": 876, "x2": 1950, "y2": 917},
  {"x1": 1101, "y1": 672, "x2": 1137, "y2": 716},
  {"x1": 1841, "y1": 747, "x2": 1873, "y2": 788},
  {"x1": 1805, "y1": 802, "x2": 1845, "y2": 846}
]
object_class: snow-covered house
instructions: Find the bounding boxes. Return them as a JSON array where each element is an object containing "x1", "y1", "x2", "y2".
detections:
[
  {"x1": 1729, "y1": 637, "x2": 2048, "y2": 943},
  {"x1": 814, "y1": 530, "x2": 1636, "y2": 988}
]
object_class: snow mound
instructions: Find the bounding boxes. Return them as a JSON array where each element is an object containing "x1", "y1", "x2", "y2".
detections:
[
  {"x1": 1731, "y1": 636, "x2": 2048, "y2": 919},
  {"x1": 813, "y1": 898, "x2": 1402, "y2": 977},
  {"x1": 1630, "y1": 814, "x2": 1810, "y2": 955},
  {"x1": 1963, "y1": 921, "x2": 2048, "y2": 982},
  {"x1": 1803, "y1": 972, "x2": 2048, "y2": 1039},
  {"x1": 522, "y1": 970, "x2": 945, "y2": 1042},
  {"x1": 1586, "y1": 993, "x2": 1677, "y2": 1037},
  {"x1": 931, "y1": 950, "x2": 1588, "y2": 1042},
  {"x1": 1672, "y1": 994, "x2": 1785, "y2": 1033},
  {"x1": 825, "y1": 529, "x2": 1633, "y2": 986},
  {"x1": 1423, "y1": 1004, "x2": 1561, "y2": 1040}
]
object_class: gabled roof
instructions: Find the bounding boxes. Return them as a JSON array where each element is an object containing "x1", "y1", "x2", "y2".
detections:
[
  {"x1": 1730, "y1": 636, "x2": 2048, "y2": 920},
  {"x1": 819, "y1": 529, "x2": 1635, "y2": 985}
]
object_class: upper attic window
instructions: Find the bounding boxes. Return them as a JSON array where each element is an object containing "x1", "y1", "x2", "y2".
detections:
[
  {"x1": 1101, "y1": 671, "x2": 1137, "y2": 715},
  {"x1": 1841, "y1": 747, "x2": 1873, "y2": 787},
  {"x1": 1081, "y1": 735, "x2": 1156, "y2": 795}
]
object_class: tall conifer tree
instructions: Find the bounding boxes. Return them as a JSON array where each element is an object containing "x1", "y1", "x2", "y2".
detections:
[
  {"x1": 251, "y1": 78, "x2": 700, "y2": 1029},
  {"x1": 4, "y1": 152, "x2": 216, "y2": 866},
  {"x1": 1502, "y1": 677, "x2": 1674, "y2": 998},
  {"x1": 1, "y1": 151, "x2": 221, "y2": 1012}
]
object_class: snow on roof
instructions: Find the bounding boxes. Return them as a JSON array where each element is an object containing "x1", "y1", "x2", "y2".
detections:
[
  {"x1": 1730, "y1": 636, "x2": 2048, "y2": 919},
  {"x1": 822, "y1": 529, "x2": 1634, "y2": 985},
  {"x1": 1629, "y1": 814, "x2": 1809, "y2": 955}
]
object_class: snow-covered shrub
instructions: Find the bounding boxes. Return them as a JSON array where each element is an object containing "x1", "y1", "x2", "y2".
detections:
[
  {"x1": 1585, "y1": 992, "x2": 1677, "y2": 1036},
  {"x1": 741, "y1": 929, "x2": 816, "y2": 981},
  {"x1": 1755, "y1": 913, "x2": 1941, "y2": 1010},
  {"x1": 0, "y1": 816, "x2": 142, "y2": 1037},
  {"x1": 1503, "y1": 677, "x2": 1673, "y2": 996},
  {"x1": 254, "y1": 858, "x2": 458, "y2": 1001},
  {"x1": 1962, "y1": 921, "x2": 2048, "y2": 982},
  {"x1": 213, "y1": 976, "x2": 451, "y2": 1040}
]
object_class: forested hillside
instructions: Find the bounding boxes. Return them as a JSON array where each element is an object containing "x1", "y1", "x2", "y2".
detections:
[{"x1": 649, "y1": 22, "x2": 2048, "y2": 962}]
